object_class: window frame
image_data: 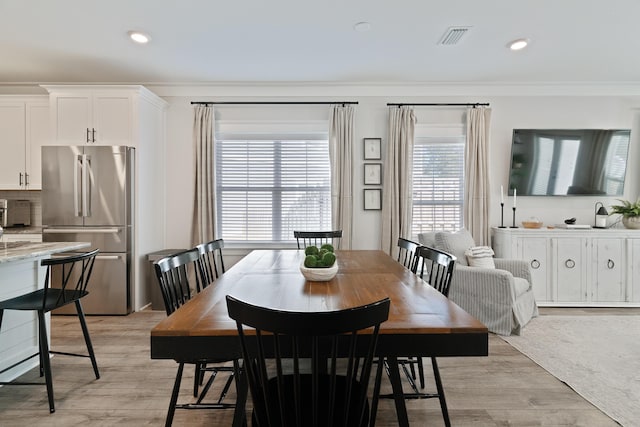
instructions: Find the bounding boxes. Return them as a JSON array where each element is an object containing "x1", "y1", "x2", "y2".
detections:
[{"x1": 214, "y1": 132, "x2": 331, "y2": 246}]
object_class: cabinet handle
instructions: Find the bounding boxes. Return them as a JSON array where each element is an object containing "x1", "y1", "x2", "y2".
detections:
[
  {"x1": 19, "y1": 172, "x2": 23, "y2": 186},
  {"x1": 25, "y1": 173, "x2": 29, "y2": 186},
  {"x1": 607, "y1": 259, "x2": 615, "y2": 269},
  {"x1": 531, "y1": 259, "x2": 541, "y2": 269},
  {"x1": 92, "y1": 128, "x2": 96, "y2": 142},
  {"x1": 86, "y1": 128, "x2": 91, "y2": 143},
  {"x1": 565, "y1": 259, "x2": 575, "y2": 269}
]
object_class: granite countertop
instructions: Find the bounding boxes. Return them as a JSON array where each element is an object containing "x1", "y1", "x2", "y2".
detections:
[
  {"x1": 1, "y1": 226, "x2": 43, "y2": 234},
  {"x1": 0, "y1": 241, "x2": 91, "y2": 264}
]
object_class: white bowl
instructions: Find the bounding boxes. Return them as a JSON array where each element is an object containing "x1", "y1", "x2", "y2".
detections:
[{"x1": 300, "y1": 261, "x2": 338, "y2": 282}]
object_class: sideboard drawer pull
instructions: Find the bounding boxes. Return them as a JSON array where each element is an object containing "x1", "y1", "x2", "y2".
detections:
[
  {"x1": 607, "y1": 259, "x2": 615, "y2": 269},
  {"x1": 531, "y1": 259, "x2": 541, "y2": 269},
  {"x1": 565, "y1": 259, "x2": 576, "y2": 269}
]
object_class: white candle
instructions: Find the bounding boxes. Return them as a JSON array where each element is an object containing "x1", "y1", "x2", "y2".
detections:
[
  {"x1": 500, "y1": 185, "x2": 504, "y2": 204},
  {"x1": 513, "y1": 188, "x2": 517, "y2": 208}
]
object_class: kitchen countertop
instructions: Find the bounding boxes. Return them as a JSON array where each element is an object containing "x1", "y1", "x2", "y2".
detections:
[
  {"x1": 0, "y1": 241, "x2": 90, "y2": 264},
  {"x1": 1, "y1": 226, "x2": 43, "y2": 234}
]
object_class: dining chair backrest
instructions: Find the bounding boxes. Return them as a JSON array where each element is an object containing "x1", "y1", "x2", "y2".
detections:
[
  {"x1": 154, "y1": 248, "x2": 201, "y2": 316},
  {"x1": 195, "y1": 238, "x2": 226, "y2": 290},
  {"x1": 226, "y1": 295, "x2": 390, "y2": 427},
  {"x1": 397, "y1": 237, "x2": 421, "y2": 273},
  {"x1": 293, "y1": 230, "x2": 343, "y2": 250},
  {"x1": 44, "y1": 249, "x2": 100, "y2": 312},
  {"x1": 416, "y1": 246, "x2": 456, "y2": 297}
]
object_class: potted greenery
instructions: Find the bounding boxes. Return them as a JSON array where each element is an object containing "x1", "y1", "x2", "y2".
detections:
[{"x1": 610, "y1": 199, "x2": 640, "y2": 229}]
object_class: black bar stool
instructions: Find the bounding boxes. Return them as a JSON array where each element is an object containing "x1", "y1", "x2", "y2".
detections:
[{"x1": 0, "y1": 249, "x2": 100, "y2": 413}]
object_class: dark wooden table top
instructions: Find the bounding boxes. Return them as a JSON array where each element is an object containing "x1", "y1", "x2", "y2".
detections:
[{"x1": 151, "y1": 250, "x2": 487, "y2": 356}]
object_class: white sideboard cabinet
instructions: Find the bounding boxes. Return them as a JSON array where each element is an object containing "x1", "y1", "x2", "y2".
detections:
[
  {"x1": 0, "y1": 97, "x2": 49, "y2": 189},
  {"x1": 492, "y1": 227, "x2": 640, "y2": 306}
]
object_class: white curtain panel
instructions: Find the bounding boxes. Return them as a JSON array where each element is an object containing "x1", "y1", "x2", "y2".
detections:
[
  {"x1": 192, "y1": 105, "x2": 217, "y2": 246},
  {"x1": 328, "y1": 105, "x2": 354, "y2": 249},
  {"x1": 464, "y1": 107, "x2": 492, "y2": 246},
  {"x1": 381, "y1": 106, "x2": 416, "y2": 257}
]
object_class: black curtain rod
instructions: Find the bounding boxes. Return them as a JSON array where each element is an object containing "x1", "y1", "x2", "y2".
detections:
[
  {"x1": 191, "y1": 101, "x2": 358, "y2": 105},
  {"x1": 387, "y1": 102, "x2": 490, "y2": 107}
]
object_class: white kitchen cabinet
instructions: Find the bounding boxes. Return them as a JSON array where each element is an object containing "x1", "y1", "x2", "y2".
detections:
[
  {"x1": 0, "y1": 97, "x2": 49, "y2": 189},
  {"x1": 43, "y1": 86, "x2": 145, "y2": 146},
  {"x1": 493, "y1": 227, "x2": 640, "y2": 307}
]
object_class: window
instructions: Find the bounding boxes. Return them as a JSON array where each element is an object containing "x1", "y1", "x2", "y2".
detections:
[
  {"x1": 215, "y1": 137, "x2": 331, "y2": 243},
  {"x1": 412, "y1": 136, "x2": 465, "y2": 239}
]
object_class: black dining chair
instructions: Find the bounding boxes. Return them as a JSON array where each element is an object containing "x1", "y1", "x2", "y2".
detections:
[
  {"x1": 294, "y1": 230, "x2": 343, "y2": 250},
  {"x1": 154, "y1": 248, "x2": 238, "y2": 427},
  {"x1": 397, "y1": 237, "x2": 421, "y2": 273},
  {"x1": 194, "y1": 238, "x2": 226, "y2": 290},
  {"x1": 226, "y1": 295, "x2": 390, "y2": 427},
  {"x1": 0, "y1": 249, "x2": 100, "y2": 413},
  {"x1": 373, "y1": 246, "x2": 456, "y2": 427}
]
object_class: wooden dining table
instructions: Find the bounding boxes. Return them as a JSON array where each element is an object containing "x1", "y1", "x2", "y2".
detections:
[{"x1": 151, "y1": 249, "x2": 488, "y2": 426}]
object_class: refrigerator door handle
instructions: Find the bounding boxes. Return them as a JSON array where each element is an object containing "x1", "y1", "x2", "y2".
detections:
[
  {"x1": 96, "y1": 255, "x2": 122, "y2": 261},
  {"x1": 82, "y1": 154, "x2": 92, "y2": 217},
  {"x1": 74, "y1": 154, "x2": 83, "y2": 217},
  {"x1": 43, "y1": 227, "x2": 121, "y2": 234}
]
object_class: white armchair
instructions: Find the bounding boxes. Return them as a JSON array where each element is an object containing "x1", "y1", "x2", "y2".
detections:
[{"x1": 419, "y1": 230, "x2": 538, "y2": 336}]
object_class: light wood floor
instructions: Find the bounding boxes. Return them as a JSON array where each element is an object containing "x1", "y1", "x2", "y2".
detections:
[{"x1": 0, "y1": 309, "x2": 622, "y2": 426}]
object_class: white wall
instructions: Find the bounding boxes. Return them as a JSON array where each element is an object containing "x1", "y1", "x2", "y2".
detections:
[{"x1": 152, "y1": 86, "x2": 640, "y2": 253}]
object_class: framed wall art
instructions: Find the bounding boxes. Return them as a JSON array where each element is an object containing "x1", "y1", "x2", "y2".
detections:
[
  {"x1": 363, "y1": 163, "x2": 382, "y2": 185},
  {"x1": 364, "y1": 188, "x2": 382, "y2": 210},
  {"x1": 363, "y1": 138, "x2": 381, "y2": 160}
]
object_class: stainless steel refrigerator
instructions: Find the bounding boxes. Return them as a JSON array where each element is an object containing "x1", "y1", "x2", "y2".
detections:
[{"x1": 41, "y1": 145, "x2": 134, "y2": 315}]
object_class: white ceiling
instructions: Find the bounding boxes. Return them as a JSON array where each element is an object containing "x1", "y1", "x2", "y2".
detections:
[{"x1": 2, "y1": 0, "x2": 640, "y2": 86}]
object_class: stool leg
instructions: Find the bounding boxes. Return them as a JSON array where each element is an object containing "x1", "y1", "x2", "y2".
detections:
[
  {"x1": 75, "y1": 300, "x2": 100, "y2": 379},
  {"x1": 38, "y1": 310, "x2": 55, "y2": 413}
]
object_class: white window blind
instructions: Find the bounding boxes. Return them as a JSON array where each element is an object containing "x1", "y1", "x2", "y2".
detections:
[
  {"x1": 412, "y1": 136, "x2": 465, "y2": 239},
  {"x1": 215, "y1": 138, "x2": 331, "y2": 242}
]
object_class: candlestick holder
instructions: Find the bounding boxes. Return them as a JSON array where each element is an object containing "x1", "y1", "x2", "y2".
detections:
[
  {"x1": 510, "y1": 207, "x2": 518, "y2": 228},
  {"x1": 499, "y1": 203, "x2": 506, "y2": 228}
]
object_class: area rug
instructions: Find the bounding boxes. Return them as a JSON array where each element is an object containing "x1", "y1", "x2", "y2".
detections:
[{"x1": 502, "y1": 315, "x2": 640, "y2": 427}]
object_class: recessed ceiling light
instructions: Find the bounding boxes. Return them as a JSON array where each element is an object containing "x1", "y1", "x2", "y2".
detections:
[
  {"x1": 354, "y1": 22, "x2": 371, "y2": 32},
  {"x1": 508, "y1": 38, "x2": 529, "y2": 51},
  {"x1": 128, "y1": 31, "x2": 151, "y2": 44}
]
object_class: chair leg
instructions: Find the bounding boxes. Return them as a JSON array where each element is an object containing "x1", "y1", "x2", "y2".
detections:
[
  {"x1": 431, "y1": 357, "x2": 450, "y2": 427},
  {"x1": 75, "y1": 300, "x2": 100, "y2": 379},
  {"x1": 37, "y1": 311, "x2": 55, "y2": 413},
  {"x1": 231, "y1": 359, "x2": 248, "y2": 427},
  {"x1": 166, "y1": 362, "x2": 185, "y2": 427},
  {"x1": 193, "y1": 362, "x2": 201, "y2": 397},
  {"x1": 417, "y1": 357, "x2": 425, "y2": 389},
  {"x1": 369, "y1": 357, "x2": 385, "y2": 427}
]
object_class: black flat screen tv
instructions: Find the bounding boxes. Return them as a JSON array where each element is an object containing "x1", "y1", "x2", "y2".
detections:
[{"x1": 508, "y1": 129, "x2": 631, "y2": 196}]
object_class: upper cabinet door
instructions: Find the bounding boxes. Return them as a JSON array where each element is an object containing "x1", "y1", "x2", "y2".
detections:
[
  {"x1": 0, "y1": 102, "x2": 26, "y2": 189},
  {"x1": 25, "y1": 101, "x2": 50, "y2": 189},
  {"x1": 49, "y1": 90, "x2": 132, "y2": 145},
  {"x1": 53, "y1": 94, "x2": 92, "y2": 144},
  {"x1": 92, "y1": 93, "x2": 132, "y2": 145}
]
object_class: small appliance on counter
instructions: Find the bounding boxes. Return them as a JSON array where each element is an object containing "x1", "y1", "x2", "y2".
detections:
[{"x1": 0, "y1": 199, "x2": 32, "y2": 227}]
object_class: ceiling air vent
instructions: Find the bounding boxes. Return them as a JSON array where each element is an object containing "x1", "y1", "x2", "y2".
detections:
[{"x1": 438, "y1": 26, "x2": 471, "y2": 45}]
